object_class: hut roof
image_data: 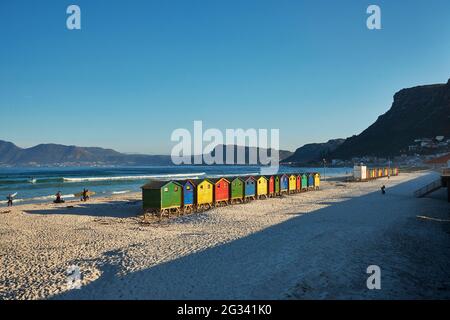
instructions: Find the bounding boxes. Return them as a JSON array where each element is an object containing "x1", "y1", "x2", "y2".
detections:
[
  {"x1": 209, "y1": 177, "x2": 230, "y2": 184},
  {"x1": 174, "y1": 179, "x2": 198, "y2": 186},
  {"x1": 141, "y1": 180, "x2": 181, "y2": 189}
]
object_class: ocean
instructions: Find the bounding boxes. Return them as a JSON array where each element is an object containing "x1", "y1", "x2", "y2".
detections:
[{"x1": 0, "y1": 165, "x2": 352, "y2": 205}]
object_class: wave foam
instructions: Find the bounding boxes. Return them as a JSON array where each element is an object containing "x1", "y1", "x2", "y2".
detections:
[{"x1": 63, "y1": 173, "x2": 206, "y2": 182}]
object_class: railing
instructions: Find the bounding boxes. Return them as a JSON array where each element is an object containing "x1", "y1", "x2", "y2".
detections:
[{"x1": 414, "y1": 179, "x2": 444, "y2": 198}]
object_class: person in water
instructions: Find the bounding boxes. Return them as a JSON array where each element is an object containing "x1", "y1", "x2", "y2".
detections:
[
  {"x1": 6, "y1": 194, "x2": 13, "y2": 207},
  {"x1": 381, "y1": 185, "x2": 386, "y2": 195}
]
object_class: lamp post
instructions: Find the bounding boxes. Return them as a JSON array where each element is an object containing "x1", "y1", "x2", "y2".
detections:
[{"x1": 323, "y1": 158, "x2": 326, "y2": 181}]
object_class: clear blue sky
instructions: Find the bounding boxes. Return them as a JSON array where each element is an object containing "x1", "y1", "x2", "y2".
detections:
[{"x1": 1, "y1": 0, "x2": 449, "y2": 154}]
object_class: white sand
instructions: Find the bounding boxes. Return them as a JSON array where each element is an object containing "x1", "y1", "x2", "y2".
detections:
[{"x1": 0, "y1": 171, "x2": 449, "y2": 300}]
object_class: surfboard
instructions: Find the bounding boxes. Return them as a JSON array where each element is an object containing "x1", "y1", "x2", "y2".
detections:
[
  {"x1": 74, "y1": 191, "x2": 96, "y2": 198},
  {"x1": 6, "y1": 192, "x2": 18, "y2": 199}
]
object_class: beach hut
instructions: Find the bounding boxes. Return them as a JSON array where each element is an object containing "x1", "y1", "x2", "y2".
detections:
[
  {"x1": 175, "y1": 179, "x2": 196, "y2": 213},
  {"x1": 384, "y1": 168, "x2": 389, "y2": 177},
  {"x1": 301, "y1": 173, "x2": 308, "y2": 191},
  {"x1": 280, "y1": 174, "x2": 289, "y2": 194},
  {"x1": 314, "y1": 173, "x2": 320, "y2": 190},
  {"x1": 378, "y1": 168, "x2": 383, "y2": 178},
  {"x1": 197, "y1": 179, "x2": 214, "y2": 209},
  {"x1": 211, "y1": 177, "x2": 230, "y2": 206},
  {"x1": 307, "y1": 173, "x2": 314, "y2": 190},
  {"x1": 394, "y1": 167, "x2": 399, "y2": 176},
  {"x1": 274, "y1": 175, "x2": 280, "y2": 195},
  {"x1": 230, "y1": 177, "x2": 244, "y2": 203},
  {"x1": 257, "y1": 176, "x2": 268, "y2": 199},
  {"x1": 289, "y1": 174, "x2": 297, "y2": 194},
  {"x1": 142, "y1": 180, "x2": 183, "y2": 215},
  {"x1": 296, "y1": 175, "x2": 301, "y2": 192},
  {"x1": 266, "y1": 176, "x2": 275, "y2": 197},
  {"x1": 244, "y1": 176, "x2": 256, "y2": 201}
]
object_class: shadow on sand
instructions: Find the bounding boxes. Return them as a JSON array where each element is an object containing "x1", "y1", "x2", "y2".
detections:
[
  {"x1": 24, "y1": 200, "x2": 142, "y2": 218},
  {"x1": 53, "y1": 173, "x2": 450, "y2": 299}
]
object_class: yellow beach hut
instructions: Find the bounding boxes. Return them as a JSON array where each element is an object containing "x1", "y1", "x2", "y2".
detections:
[
  {"x1": 314, "y1": 173, "x2": 320, "y2": 190},
  {"x1": 256, "y1": 176, "x2": 268, "y2": 199},
  {"x1": 197, "y1": 179, "x2": 214, "y2": 209},
  {"x1": 289, "y1": 174, "x2": 297, "y2": 194}
]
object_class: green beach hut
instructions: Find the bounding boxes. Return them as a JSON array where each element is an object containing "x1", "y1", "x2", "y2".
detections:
[
  {"x1": 142, "y1": 180, "x2": 183, "y2": 214},
  {"x1": 274, "y1": 175, "x2": 280, "y2": 195},
  {"x1": 230, "y1": 177, "x2": 244, "y2": 203}
]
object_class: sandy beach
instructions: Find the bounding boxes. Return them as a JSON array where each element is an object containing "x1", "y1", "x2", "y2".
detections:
[{"x1": 1, "y1": 171, "x2": 449, "y2": 300}]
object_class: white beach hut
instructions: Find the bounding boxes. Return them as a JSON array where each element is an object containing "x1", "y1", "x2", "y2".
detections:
[{"x1": 353, "y1": 164, "x2": 367, "y2": 181}]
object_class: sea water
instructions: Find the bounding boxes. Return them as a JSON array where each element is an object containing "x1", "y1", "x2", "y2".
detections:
[{"x1": 0, "y1": 166, "x2": 352, "y2": 205}]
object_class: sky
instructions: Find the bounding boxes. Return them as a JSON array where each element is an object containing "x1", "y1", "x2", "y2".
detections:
[{"x1": 0, "y1": 0, "x2": 449, "y2": 154}]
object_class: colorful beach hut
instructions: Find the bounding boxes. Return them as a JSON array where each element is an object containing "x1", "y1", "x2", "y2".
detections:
[
  {"x1": 257, "y1": 176, "x2": 268, "y2": 199},
  {"x1": 307, "y1": 173, "x2": 314, "y2": 190},
  {"x1": 142, "y1": 180, "x2": 183, "y2": 215},
  {"x1": 314, "y1": 173, "x2": 320, "y2": 190},
  {"x1": 274, "y1": 175, "x2": 280, "y2": 195},
  {"x1": 230, "y1": 177, "x2": 244, "y2": 203},
  {"x1": 288, "y1": 174, "x2": 297, "y2": 194},
  {"x1": 296, "y1": 175, "x2": 301, "y2": 192},
  {"x1": 266, "y1": 176, "x2": 275, "y2": 197},
  {"x1": 211, "y1": 178, "x2": 230, "y2": 206},
  {"x1": 175, "y1": 179, "x2": 196, "y2": 213},
  {"x1": 244, "y1": 176, "x2": 256, "y2": 201},
  {"x1": 197, "y1": 179, "x2": 214, "y2": 209},
  {"x1": 280, "y1": 174, "x2": 289, "y2": 194},
  {"x1": 301, "y1": 173, "x2": 308, "y2": 191}
]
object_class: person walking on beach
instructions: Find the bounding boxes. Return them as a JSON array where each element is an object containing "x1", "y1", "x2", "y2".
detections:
[
  {"x1": 381, "y1": 185, "x2": 386, "y2": 195},
  {"x1": 6, "y1": 194, "x2": 13, "y2": 207}
]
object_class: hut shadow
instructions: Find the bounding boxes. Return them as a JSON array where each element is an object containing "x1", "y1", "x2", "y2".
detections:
[
  {"x1": 52, "y1": 173, "x2": 450, "y2": 300},
  {"x1": 24, "y1": 200, "x2": 142, "y2": 218}
]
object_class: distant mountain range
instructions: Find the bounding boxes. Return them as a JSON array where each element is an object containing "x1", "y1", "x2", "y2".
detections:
[
  {"x1": 0, "y1": 141, "x2": 293, "y2": 167},
  {"x1": 0, "y1": 141, "x2": 173, "y2": 166},
  {"x1": 206, "y1": 144, "x2": 293, "y2": 164},
  {"x1": 283, "y1": 139, "x2": 345, "y2": 164},
  {"x1": 330, "y1": 79, "x2": 450, "y2": 159}
]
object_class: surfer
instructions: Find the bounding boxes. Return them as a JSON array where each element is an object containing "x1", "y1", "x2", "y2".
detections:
[
  {"x1": 381, "y1": 185, "x2": 386, "y2": 195},
  {"x1": 6, "y1": 194, "x2": 14, "y2": 207},
  {"x1": 54, "y1": 191, "x2": 65, "y2": 204},
  {"x1": 82, "y1": 188, "x2": 90, "y2": 202}
]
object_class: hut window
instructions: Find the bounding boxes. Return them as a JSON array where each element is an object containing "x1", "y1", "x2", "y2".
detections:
[
  {"x1": 207, "y1": 184, "x2": 210, "y2": 189},
  {"x1": 200, "y1": 185, "x2": 203, "y2": 189},
  {"x1": 217, "y1": 184, "x2": 220, "y2": 188},
  {"x1": 164, "y1": 187, "x2": 169, "y2": 192},
  {"x1": 174, "y1": 187, "x2": 178, "y2": 192},
  {"x1": 186, "y1": 186, "x2": 191, "y2": 190}
]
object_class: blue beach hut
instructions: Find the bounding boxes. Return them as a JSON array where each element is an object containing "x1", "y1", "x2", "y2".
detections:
[{"x1": 244, "y1": 176, "x2": 256, "y2": 200}]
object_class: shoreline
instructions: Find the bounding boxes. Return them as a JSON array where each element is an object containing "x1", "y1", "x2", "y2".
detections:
[{"x1": 1, "y1": 170, "x2": 449, "y2": 299}]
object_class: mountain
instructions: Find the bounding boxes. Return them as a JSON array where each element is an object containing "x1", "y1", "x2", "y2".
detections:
[
  {"x1": 283, "y1": 139, "x2": 345, "y2": 164},
  {"x1": 0, "y1": 141, "x2": 172, "y2": 166},
  {"x1": 206, "y1": 144, "x2": 293, "y2": 164},
  {"x1": 0, "y1": 141, "x2": 293, "y2": 167},
  {"x1": 331, "y1": 79, "x2": 450, "y2": 159}
]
